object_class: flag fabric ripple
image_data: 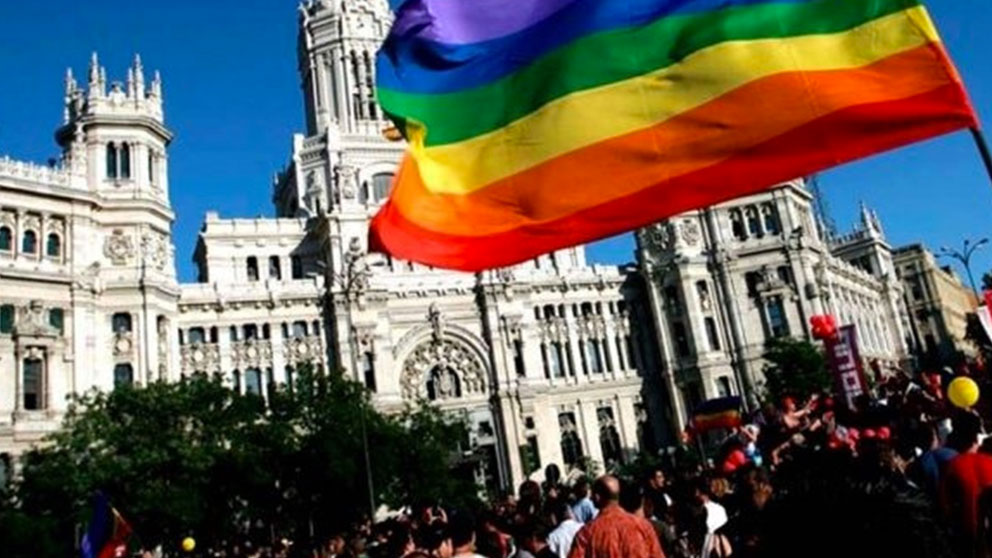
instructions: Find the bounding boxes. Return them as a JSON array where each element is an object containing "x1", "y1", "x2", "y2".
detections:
[{"x1": 370, "y1": 0, "x2": 977, "y2": 271}]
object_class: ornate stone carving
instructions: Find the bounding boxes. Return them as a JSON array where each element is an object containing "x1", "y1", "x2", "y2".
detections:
[
  {"x1": 157, "y1": 318, "x2": 169, "y2": 378},
  {"x1": 231, "y1": 339, "x2": 273, "y2": 369},
  {"x1": 399, "y1": 337, "x2": 487, "y2": 401},
  {"x1": 428, "y1": 303, "x2": 445, "y2": 343},
  {"x1": 141, "y1": 231, "x2": 168, "y2": 271},
  {"x1": 22, "y1": 214, "x2": 41, "y2": 232},
  {"x1": 15, "y1": 300, "x2": 60, "y2": 338},
  {"x1": 112, "y1": 332, "x2": 134, "y2": 359},
  {"x1": 284, "y1": 335, "x2": 325, "y2": 365},
  {"x1": 104, "y1": 229, "x2": 134, "y2": 265},
  {"x1": 642, "y1": 223, "x2": 675, "y2": 254},
  {"x1": 334, "y1": 164, "x2": 359, "y2": 200},
  {"x1": 680, "y1": 219, "x2": 701, "y2": 246},
  {"x1": 180, "y1": 342, "x2": 221, "y2": 374}
]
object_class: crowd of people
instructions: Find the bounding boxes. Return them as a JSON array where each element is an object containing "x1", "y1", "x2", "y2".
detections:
[{"x1": 191, "y1": 366, "x2": 992, "y2": 558}]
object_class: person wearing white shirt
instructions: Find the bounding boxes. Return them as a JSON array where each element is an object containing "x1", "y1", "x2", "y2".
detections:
[{"x1": 546, "y1": 500, "x2": 583, "y2": 558}]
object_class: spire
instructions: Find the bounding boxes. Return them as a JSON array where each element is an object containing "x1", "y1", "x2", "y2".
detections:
[
  {"x1": 127, "y1": 67, "x2": 135, "y2": 98},
  {"x1": 64, "y1": 68, "x2": 77, "y2": 96},
  {"x1": 150, "y1": 70, "x2": 162, "y2": 98},
  {"x1": 88, "y1": 52, "x2": 99, "y2": 85},
  {"x1": 133, "y1": 54, "x2": 145, "y2": 99}
]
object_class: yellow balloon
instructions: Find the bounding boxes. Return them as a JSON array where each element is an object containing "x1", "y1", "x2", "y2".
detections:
[
  {"x1": 181, "y1": 537, "x2": 196, "y2": 553},
  {"x1": 949, "y1": 377, "x2": 980, "y2": 409}
]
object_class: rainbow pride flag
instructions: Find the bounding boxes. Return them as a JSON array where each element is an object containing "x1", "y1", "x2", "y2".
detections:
[{"x1": 370, "y1": 0, "x2": 976, "y2": 271}]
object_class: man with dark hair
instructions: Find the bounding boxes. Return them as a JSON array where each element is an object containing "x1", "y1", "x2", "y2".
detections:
[
  {"x1": 514, "y1": 519, "x2": 557, "y2": 558},
  {"x1": 571, "y1": 478, "x2": 598, "y2": 524},
  {"x1": 567, "y1": 476, "x2": 665, "y2": 558},
  {"x1": 448, "y1": 511, "x2": 486, "y2": 558}
]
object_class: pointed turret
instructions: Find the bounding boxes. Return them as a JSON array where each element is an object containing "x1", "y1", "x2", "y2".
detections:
[
  {"x1": 88, "y1": 52, "x2": 101, "y2": 99},
  {"x1": 127, "y1": 67, "x2": 136, "y2": 98},
  {"x1": 133, "y1": 54, "x2": 145, "y2": 100},
  {"x1": 150, "y1": 70, "x2": 163, "y2": 99}
]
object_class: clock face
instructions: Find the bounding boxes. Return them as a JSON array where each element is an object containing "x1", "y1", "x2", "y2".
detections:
[
  {"x1": 192, "y1": 349, "x2": 205, "y2": 363},
  {"x1": 297, "y1": 343, "x2": 310, "y2": 356},
  {"x1": 246, "y1": 347, "x2": 258, "y2": 360}
]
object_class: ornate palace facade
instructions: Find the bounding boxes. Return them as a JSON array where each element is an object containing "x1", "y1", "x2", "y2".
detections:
[{"x1": 0, "y1": 0, "x2": 914, "y2": 490}]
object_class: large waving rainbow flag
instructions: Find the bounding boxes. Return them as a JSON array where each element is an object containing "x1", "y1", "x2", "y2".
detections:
[{"x1": 370, "y1": 0, "x2": 977, "y2": 271}]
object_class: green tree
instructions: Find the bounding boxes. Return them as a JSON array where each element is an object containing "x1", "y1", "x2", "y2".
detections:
[
  {"x1": 9, "y1": 365, "x2": 473, "y2": 558},
  {"x1": 760, "y1": 338, "x2": 832, "y2": 404}
]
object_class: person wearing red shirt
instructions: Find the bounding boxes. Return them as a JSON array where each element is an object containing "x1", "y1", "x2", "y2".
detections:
[
  {"x1": 567, "y1": 476, "x2": 665, "y2": 558},
  {"x1": 942, "y1": 412, "x2": 992, "y2": 557}
]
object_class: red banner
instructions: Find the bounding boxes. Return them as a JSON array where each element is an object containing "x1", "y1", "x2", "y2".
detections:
[{"x1": 825, "y1": 325, "x2": 870, "y2": 410}]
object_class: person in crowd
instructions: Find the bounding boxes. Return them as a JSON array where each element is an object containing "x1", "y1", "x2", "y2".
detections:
[
  {"x1": 567, "y1": 475, "x2": 665, "y2": 558},
  {"x1": 513, "y1": 519, "x2": 556, "y2": 558},
  {"x1": 942, "y1": 412, "x2": 992, "y2": 557},
  {"x1": 546, "y1": 500, "x2": 582, "y2": 558},
  {"x1": 570, "y1": 478, "x2": 597, "y2": 524},
  {"x1": 448, "y1": 511, "x2": 488, "y2": 558},
  {"x1": 910, "y1": 422, "x2": 958, "y2": 500}
]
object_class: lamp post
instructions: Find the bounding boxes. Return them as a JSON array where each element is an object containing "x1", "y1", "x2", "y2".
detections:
[
  {"x1": 938, "y1": 238, "x2": 988, "y2": 296},
  {"x1": 328, "y1": 241, "x2": 377, "y2": 519}
]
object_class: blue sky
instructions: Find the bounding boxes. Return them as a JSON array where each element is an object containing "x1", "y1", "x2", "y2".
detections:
[{"x1": 1, "y1": 1, "x2": 991, "y2": 285}]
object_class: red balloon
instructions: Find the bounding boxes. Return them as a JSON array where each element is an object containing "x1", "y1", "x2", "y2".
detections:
[
  {"x1": 878, "y1": 426, "x2": 891, "y2": 440},
  {"x1": 722, "y1": 449, "x2": 748, "y2": 473},
  {"x1": 863, "y1": 428, "x2": 877, "y2": 439}
]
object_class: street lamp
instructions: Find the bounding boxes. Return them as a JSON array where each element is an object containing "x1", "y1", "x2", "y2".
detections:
[
  {"x1": 326, "y1": 240, "x2": 377, "y2": 519},
  {"x1": 938, "y1": 237, "x2": 988, "y2": 295}
]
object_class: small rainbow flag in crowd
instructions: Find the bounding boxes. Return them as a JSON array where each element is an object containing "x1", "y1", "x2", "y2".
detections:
[
  {"x1": 80, "y1": 493, "x2": 134, "y2": 558},
  {"x1": 692, "y1": 396, "x2": 743, "y2": 433},
  {"x1": 370, "y1": 0, "x2": 976, "y2": 271}
]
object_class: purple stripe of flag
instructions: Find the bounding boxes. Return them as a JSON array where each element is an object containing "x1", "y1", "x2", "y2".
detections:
[{"x1": 391, "y1": 0, "x2": 580, "y2": 45}]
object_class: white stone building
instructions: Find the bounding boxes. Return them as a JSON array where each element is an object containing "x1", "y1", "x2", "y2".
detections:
[
  {"x1": 0, "y1": 0, "x2": 660, "y2": 493},
  {"x1": 0, "y1": 0, "x2": 917, "y2": 491},
  {"x1": 637, "y1": 181, "x2": 911, "y2": 430}
]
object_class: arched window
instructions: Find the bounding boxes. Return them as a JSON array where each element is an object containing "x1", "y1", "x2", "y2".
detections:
[
  {"x1": 426, "y1": 365, "x2": 461, "y2": 400},
  {"x1": 46, "y1": 233, "x2": 61, "y2": 258},
  {"x1": 106, "y1": 143, "x2": 118, "y2": 179},
  {"x1": 372, "y1": 173, "x2": 394, "y2": 201},
  {"x1": 246, "y1": 256, "x2": 259, "y2": 281},
  {"x1": 0, "y1": 226, "x2": 11, "y2": 251},
  {"x1": 746, "y1": 205, "x2": 762, "y2": 237},
  {"x1": 148, "y1": 150, "x2": 156, "y2": 183},
  {"x1": 598, "y1": 407, "x2": 623, "y2": 467},
  {"x1": 357, "y1": 182, "x2": 369, "y2": 204},
  {"x1": 244, "y1": 367, "x2": 263, "y2": 396},
  {"x1": 291, "y1": 256, "x2": 303, "y2": 279},
  {"x1": 0, "y1": 304, "x2": 14, "y2": 334},
  {"x1": 268, "y1": 255, "x2": 282, "y2": 280},
  {"x1": 120, "y1": 143, "x2": 131, "y2": 179},
  {"x1": 112, "y1": 312, "x2": 132, "y2": 333},
  {"x1": 188, "y1": 327, "x2": 206, "y2": 344},
  {"x1": 729, "y1": 208, "x2": 747, "y2": 241},
  {"x1": 114, "y1": 363, "x2": 134, "y2": 388},
  {"x1": 48, "y1": 308, "x2": 64, "y2": 333},
  {"x1": 762, "y1": 203, "x2": 781, "y2": 235},
  {"x1": 292, "y1": 321, "x2": 308, "y2": 338},
  {"x1": 558, "y1": 413, "x2": 584, "y2": 469},
  {"x1": 23, "y1": 358, "x2": 43, "y2": 410},
  {"x1": 22, "y1": 230, "x2": 37, "y2": 254},
  {"x1": 363, "y1": 352, "x2": 376, "y2": 392}
]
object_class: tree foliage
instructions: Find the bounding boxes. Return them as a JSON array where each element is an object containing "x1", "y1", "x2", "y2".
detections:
[
  {"x1": 760, "y1": 337, "x2": 832, "y2": 404},
  {"x1": 6, "y1": 366, "x2": 475, "y2": 558}
]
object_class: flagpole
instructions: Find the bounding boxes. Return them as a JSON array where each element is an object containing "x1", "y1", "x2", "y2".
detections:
[{"x1": 970, "y1": 127, "x2": 992, "y2": 185}]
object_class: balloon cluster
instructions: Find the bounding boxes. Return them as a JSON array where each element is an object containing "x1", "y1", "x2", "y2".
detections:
[{"x1": 810, "y1": 314, "x2": 838, "y2": 340}]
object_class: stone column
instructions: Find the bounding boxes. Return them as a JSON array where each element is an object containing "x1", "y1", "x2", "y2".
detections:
[{"x1": 578, "y1": 400, "x2": 605, "y2": 470}]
